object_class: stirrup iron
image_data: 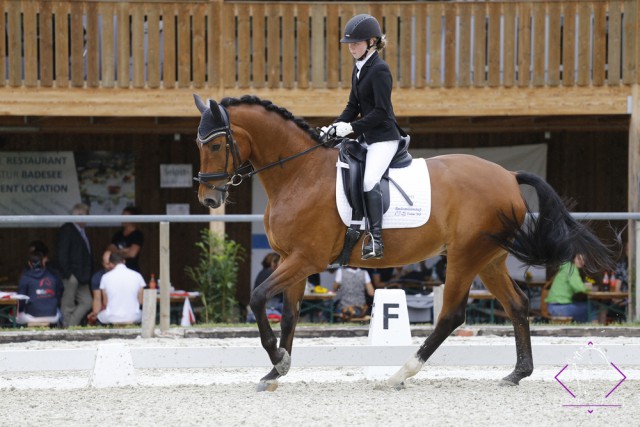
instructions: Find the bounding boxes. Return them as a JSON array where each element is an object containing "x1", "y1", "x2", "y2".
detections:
[{"x1": 361, "y1": 231, "x2": 382, "y2": 260}]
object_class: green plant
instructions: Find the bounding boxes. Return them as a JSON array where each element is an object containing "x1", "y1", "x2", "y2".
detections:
[{"x1": 185, "y1": 229, "x2": 245, "y2": 323}]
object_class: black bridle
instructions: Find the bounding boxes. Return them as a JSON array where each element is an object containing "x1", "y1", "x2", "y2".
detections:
[
  {"x1": 194, "y1": 105, "x2": 331, "y2": 194},
  {"x1": 193, "y1": 105, "x2": 245, "y2": 194}
]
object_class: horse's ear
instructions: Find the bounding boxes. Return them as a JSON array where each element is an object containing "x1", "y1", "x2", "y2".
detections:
[
  {"x1": 193, "y1": 94, "x2": 207, "y2": 113},
  {"x1": 208, "y1": 99, "x2": 223, "y2": 124}
]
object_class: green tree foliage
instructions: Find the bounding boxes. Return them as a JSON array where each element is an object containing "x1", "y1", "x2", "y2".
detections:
[{"x1": 185, "y1": 229, "x2": 245, "y2": 323}]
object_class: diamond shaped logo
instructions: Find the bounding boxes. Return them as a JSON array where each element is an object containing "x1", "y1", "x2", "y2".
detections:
[{"x1": 554, "y1": 341, "x2": 626, "y2": 413}]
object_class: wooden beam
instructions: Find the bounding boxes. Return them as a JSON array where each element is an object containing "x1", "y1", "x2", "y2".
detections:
[
  {"x1": 0, "y1": 114, "x2": 628, "y2": 136},
  {"x1": 0, "y1": 86, "x2": 632, "y2": 118}
]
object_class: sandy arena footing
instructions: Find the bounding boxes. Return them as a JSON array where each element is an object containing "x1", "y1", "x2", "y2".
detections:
[{"x1": 0, "y1": 334, "x2": 637, "y2": 426}]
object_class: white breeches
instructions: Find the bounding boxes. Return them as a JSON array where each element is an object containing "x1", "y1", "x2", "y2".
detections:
[
  {"x1": 16, "y1": 310, "x2": 60, "y2": 325},
  {"x1": 363, "y1": 140, "x2": 400, "y2": 192}
]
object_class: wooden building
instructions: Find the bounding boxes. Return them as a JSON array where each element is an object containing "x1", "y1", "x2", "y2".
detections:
[{"x1": 0, "y1": 0, "x2": 638, "y2": 314}]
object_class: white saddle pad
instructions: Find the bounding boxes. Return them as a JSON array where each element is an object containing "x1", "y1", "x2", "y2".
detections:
[{"x1": 335, "y1": 159, "x2": 431, "y2": 229}]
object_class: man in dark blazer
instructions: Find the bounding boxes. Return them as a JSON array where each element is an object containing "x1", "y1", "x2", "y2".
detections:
[{"x1": 56, "y1": 202, "x2": 93, "y2": 326}]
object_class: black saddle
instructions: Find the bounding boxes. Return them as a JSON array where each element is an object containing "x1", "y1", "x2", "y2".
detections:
[{"x1": 338, "y1": 136, "x2": 412, "y2": 221}]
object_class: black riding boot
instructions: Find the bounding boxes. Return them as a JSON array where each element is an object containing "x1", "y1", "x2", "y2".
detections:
[{"x1": 362, "y1": 183, "x2": 384, "y2": 260}]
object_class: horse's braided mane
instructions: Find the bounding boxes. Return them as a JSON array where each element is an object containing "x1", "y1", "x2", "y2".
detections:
[{"x1": 221, "y1": 95, "x2": 323, "y2": 144}]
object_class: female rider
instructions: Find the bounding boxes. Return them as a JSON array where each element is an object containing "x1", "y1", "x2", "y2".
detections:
[{"x1": 325, "y1": 14, "x2": 405, "y2": 260}]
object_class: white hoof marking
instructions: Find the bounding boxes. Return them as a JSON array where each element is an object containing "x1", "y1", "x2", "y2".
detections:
[{"x1": 387, "y1": 355, "x2": 423, "y2": 387}]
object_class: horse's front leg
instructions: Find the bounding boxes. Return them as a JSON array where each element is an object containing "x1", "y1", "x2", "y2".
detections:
[
  {"x1": 255, "y1": 281, "x2": 306, "y2": 391},
  {"x1": 249, "y1": 255, "x2": 312, "y2": 392},
  {"x1": 279, "y1": 282, "x2": 307, "y2": 354}
]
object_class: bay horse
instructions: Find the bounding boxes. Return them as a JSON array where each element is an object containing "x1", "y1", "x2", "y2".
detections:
[{"x1": 192, "y1": 94, "x2": 613, "y2": 392}]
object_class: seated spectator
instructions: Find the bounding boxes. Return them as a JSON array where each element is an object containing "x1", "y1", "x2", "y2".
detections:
[
  {"x1": 333, "y1": 267, "x2": 374, "y2": 320},
  {"x1": 246, "y1": 252, "x2": 282, "y2": 323},
  {"x1": 87, "y1": 250, "x2": 115, "y2": 325},
  {"x1": 254, "y1": 252, "x2": 282, "y2": 311},
  {"x1": 97, "y1": 252, "x2": 145, "y2": 325},
  {"x1": 308, "y1": 273, "x2": 321, "y2": 287},
  {"x1": 17, "y1": 251, "x2": 64, "y2": 325},
  {"x1": 365, "y1": 267, "x2": 394, "y2": 312},
  {"x1": 614, "y1": 241, "x2": 629, "y2": 292},
  {"x1": 28, "y1": 240, "x2": 49, "y2": 261},
  {"x1": 368, "y1": 267, "x2": 394, "y2": 289},
  {"x1": 27, "y1": 240, "x2": 62, "y2": 279},
  {"x1": 545, "y1": 254, "x2": 593, "y2": 323},
  {"x1": 392, "y1": 261, "x2": 433, "y2": 283},
  {"x1": 434, "y1": 256, "x2": 447, "y2": 282}
]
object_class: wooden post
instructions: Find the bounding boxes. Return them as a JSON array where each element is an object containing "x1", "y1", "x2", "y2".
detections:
[
  {"x1": 140, "y1": 289, "x2": 157, "y2": 338},
  {"x1": 432, "y1": 285, "x2": 444, "y2": 327},
  {"x1": 209, "y1": 206, "x2": 225, "y2": 236},
  {"x1": 159, "y1": 221, "x2": 171, "y2": 332},
  {"x1": 630, "y1": 84, "x2": 640, "y2": 321}
]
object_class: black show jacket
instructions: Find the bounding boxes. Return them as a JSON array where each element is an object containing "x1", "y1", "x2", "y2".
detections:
[{"x1": 335, "y1": 51, "x2": 405, "y2": 143}]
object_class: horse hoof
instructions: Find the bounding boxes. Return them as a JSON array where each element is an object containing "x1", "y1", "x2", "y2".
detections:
[
  {"x1": 386, "y1": 375, "x2": 403, "y2": 388},
  {"x1": 499, "y1": 379, "x2": 518, "y2": 387},
  {"x1": 387, "y1": 354, "x2": 422, "y2": 388},
  {"x1": 392, "y1": 381, "x2": 406, "y2": 391},
  {"x1": 274, "y1": 348, "x2": 291, "y2": 376},
  {"x1": 256, "y1": 380, "x2": 279, "y2": 392}
]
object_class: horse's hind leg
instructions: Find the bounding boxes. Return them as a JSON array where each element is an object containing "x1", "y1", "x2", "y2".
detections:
[
  {"x1": 478, "y1": 256, "x2": 533, "y2": 386},
  {"x1": 388, "y1": 267, "x2": 475, "y2": 388}
]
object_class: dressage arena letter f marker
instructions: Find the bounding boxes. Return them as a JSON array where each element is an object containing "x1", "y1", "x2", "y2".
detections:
[{"x1": 383, "y1": 303, "x2": 400, "y2": 329}]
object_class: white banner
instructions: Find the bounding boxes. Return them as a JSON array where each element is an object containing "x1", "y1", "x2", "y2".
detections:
[
  {"x1": 411, "y1": 143, "x2": 548, "y2": 281},
  {"x1": 0, "y1": 151, "x2": 81, "y2": 215},
  {"x1": 160, "y1": 164, "x2": 193, "y2": 188}
]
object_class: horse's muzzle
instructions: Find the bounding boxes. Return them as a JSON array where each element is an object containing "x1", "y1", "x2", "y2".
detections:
[
  {"x1": 198, "y1": 187, "x2": 225, "y2": 208},
  {"x1": 203, "y1": 198, "x2": 220, "y2": 208}
]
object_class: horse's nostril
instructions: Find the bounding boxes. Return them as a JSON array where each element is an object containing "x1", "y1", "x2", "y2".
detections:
[{"x1": 204, "y1": 198, "x2": 219, "y2": 208}]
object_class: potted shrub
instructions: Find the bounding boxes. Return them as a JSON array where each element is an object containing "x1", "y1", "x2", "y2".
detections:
[{"x1": 185, "y1": 229, "x2": 245, "y2": 323}]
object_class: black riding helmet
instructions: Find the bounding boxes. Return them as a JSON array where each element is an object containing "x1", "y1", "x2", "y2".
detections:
[{"x1": 340, "y1": 14, "x2": 382, "y2": 44}]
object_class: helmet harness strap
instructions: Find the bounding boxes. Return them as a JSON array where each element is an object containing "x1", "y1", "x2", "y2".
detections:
[{"x1": 357, "y1": 39, "x2": 376, "y2": 61}]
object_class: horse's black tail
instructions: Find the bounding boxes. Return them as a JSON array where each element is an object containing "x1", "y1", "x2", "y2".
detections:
[{"x1": 490, "y1": 171, "x2": 615, "y2": 274}]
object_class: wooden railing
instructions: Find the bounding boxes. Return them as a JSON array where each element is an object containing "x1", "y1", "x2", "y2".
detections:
[
  {"x1": 0, "y1": 1, "x2": 638, "y2": 117},
  {"x1": 1, "y1": 0, "x2": 638, "y2": 90}
]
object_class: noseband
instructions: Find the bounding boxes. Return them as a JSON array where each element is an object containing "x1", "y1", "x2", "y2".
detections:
[{"x1": 193, "y1": 105, "x2": 245, "y2": 194}]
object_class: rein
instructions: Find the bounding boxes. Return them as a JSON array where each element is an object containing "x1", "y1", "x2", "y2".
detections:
[
  {"x1": 241, "y1": 142, "x2": 327, "y2": 179},
  {"x1": 194, "y1": 105, "x2": 332, "y2": 193}
]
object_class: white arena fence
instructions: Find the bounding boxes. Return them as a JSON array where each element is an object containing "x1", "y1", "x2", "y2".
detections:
[
  {"x1": 0, "y1": 212, "x2": 638, "y2": 323},
  {"x1": 0, "y1": 342, "x2": 638, "y2": 388},
  {"x1": 2, "y1": 214, "x2": 637, "y2": 389}
]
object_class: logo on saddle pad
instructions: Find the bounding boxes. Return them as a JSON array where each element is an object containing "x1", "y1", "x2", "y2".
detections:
[{"x1": 336, "y1": 158, "x2": 431, "y2": 229}]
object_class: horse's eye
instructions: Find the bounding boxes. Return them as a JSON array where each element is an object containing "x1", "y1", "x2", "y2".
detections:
[{"x1": 210, "y1": 144, "x2": 221, "y2": 152}]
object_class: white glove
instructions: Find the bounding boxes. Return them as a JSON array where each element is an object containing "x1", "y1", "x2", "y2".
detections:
[
  {"x1": 319, "y1": 125, "x2": 331, "y2": 137},
  {"x1": 333, "y1": 122, "x2": 353, "y2": 137}
]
